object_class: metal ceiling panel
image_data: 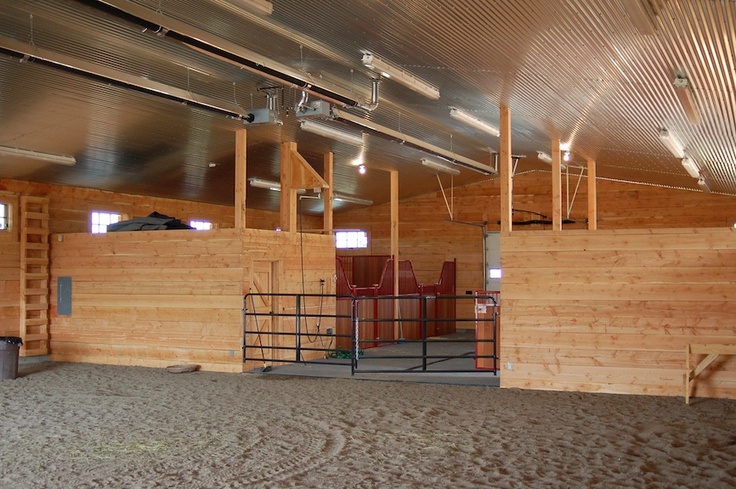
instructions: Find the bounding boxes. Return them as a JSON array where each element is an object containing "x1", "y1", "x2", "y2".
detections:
[{"x1": 0, "y1": 0, "x2": 733, "y2": 214}]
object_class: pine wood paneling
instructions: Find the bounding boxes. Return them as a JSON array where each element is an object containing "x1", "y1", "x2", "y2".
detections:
[
  {"x1": 501, "y1": 228, "x2": 736, "y2": 398},
  {"x1": 335, "y1": 172, "x2": 736, "y2": 326},
  {"x1": 50, "y1": 228, "x2": 336, "y2": 373},
  {"x1": 0, "y1": 241, "x2": 20, "y2": 337},
  {"x1": 0, "y1": 193, "x2": 20, "y2": 337},
  {"x1": 0, "y1": 177, "x2": 308, "y2": 233}
]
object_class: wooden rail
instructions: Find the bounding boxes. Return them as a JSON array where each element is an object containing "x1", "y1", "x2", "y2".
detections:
[{"x1": 685, "y1": 344, "x2": 736, "y2": 404}]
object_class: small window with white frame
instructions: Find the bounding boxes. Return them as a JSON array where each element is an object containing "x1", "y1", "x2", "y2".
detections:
[
  {"x1": 335, "y1": 230, "x2": 368, "y2": 249},
  {"x1": 90, "y1": 211, "x2": 122, "y2": 234},
  {"x1": 189, "y1": 219, "x2": 212, "y2": 231},
  {"x1": 0, "y1": 202, "x2": 8, "y2": 230}
]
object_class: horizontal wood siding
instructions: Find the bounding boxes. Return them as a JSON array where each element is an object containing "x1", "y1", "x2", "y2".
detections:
[
  {"x1": 50, "y1": 229, "x2": 245, "y2": 372},
  {"x1": 0, "y1": 177, "x2": 300, "y2": 232},
  {"x1": 335, "y1": 172, "x2": 736, "y2": 325},
  {"x1": 0, "y1": 241, "x2": 20, "y2": 337},
  {"x1": 0, "y1": 193, "x2": 20, "y2": 337},
  {"x1": 501, "y1": 228, "x2": 736, "y2": 398},
  {"x1": 50, "y1": 228, "x2": 336, "y2": 373}
]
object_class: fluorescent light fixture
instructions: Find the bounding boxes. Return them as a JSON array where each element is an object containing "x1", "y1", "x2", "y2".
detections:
[
  {"x1": 681, "y1": 157, "x2": 700, "y2": 179},
  {"x1": 537, "y1": 151, "x2": 568, "y2": 169},
  {"x1": 300, "y1": 119, "x2": 364, "y2": 146},
  {"x1": 673, "y1": 75, "x2": 700, "y2": 125},
  {"x1": 421, "y1": 157, "x2": 460, "y2": 175},
  {"x1": 620, "y1": 0, "x2": 656, "y2": 35},
  {"x1": 333, "y1": 107, "x2": 494, "y2": 174},
  {"x1": 658, "y1": 128, "x2": 685, "y2": 159},
  {"x1": 249, "y1": 177, "x2": 281, "y2": 191},
  {"x1": 361, "y1": 52, "x2": 440, "y2": 100},
  {"x1": 216, "y1": 0, "x2": 273, "y2": 16},
  {"x1": 449, "y1": 108, "x2": 500, "y2": 137},
  {"x1": 536, "y1": 151, "x2": 553, "y2": 164},
  {"x1": 0, "y1": 145, "x2": 76, "y2": 166},
  {"x1": 334, "y1": 193, "x2": 373, "y2": 206},
  {"x1": 249, "y1": 178, "x2": 307, "y2": 194}
]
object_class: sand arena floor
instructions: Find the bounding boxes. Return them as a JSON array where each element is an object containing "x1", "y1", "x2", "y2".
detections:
[{"x1": 1, "y1": 362, "x2": 735, "y2": 488}]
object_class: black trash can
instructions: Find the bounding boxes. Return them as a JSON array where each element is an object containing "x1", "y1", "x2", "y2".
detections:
[{"x1": 0, "y1": 337, "x2": 23, "y2": 380}]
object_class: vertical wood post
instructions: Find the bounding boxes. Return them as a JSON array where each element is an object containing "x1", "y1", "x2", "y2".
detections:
[
  {"x1": 234, "y1": 129, "x2": 247, "y2": 229},
  {"x1": 323, "y1": 152, "x2": 334, "y2": 233},
  {"x1": 280, "y1": 142, "x2": 297, "y2": 233},
  {"x1": 499, "y1": 106, "x2": 513, "y2": 233},
  {"x1": 552, "y1": 138, "x2": 562, "y2": 231},
  {"x1": 587, "y1": 159, "x2": 598, "y2": 230},
  {"x1": 390, "y1": 170, "x2": 400, "y2": 338}
]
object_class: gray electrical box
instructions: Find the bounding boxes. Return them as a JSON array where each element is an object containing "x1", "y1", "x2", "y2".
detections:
[{"x1": 57, "y1": 276, "x2": 72, "y2": 315}]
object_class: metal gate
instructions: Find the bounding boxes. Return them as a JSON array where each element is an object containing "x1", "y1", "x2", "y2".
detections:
[{"x1": 243, "y1": 292, "x2": 498, "y2": 376}]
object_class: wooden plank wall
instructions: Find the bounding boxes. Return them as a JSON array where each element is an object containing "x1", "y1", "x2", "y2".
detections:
[
  {"x1": 0, "y1": 193, "x2": 20, "y2": 337},
  {"x1": 501, "y1": 228, "x2": 736, "y2": 398},
  {"x1": 50, "y1": 228, "x2": 246, "y2": 372},
  {"x1": 0, "y1": 178, "x2": 294, "y2": 233},
  {"x1": 50, "y1": 228, "x2": 336, "y2": 373},
  {"x1": 240, "y1": 229, "x2": 337, "y2": 372},
  {"x1": 335, "y1": 172, "x2": 736, "y2": 323}
]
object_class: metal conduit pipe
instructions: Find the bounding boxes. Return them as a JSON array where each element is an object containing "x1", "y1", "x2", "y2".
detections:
[{"x1": 84, "y1": 0, "x2": 362, "y2": 109}]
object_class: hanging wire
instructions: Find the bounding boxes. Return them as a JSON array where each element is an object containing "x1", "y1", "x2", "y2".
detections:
[
  {"x1": 28, "y1": 14, "x2": 35, "y2": 49},
  {"x1": 232, "y1": 82, "x2": 240, "y2": 108}
]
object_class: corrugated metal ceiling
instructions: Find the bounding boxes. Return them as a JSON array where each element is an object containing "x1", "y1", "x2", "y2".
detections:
[{"x1": 0, "y1": 0, "x2": 733, "y2": 213}]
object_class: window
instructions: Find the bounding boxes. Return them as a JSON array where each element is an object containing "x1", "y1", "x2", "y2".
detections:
[
  {"x1": 0, "y1": 203, "x2": 7, "y2": 230},
  {"x1": 189, "y1": 220, "x2": 212, "y2": 231},
  {"x1": 90, "y1": 211, "x2": 121, "y2": 234},
  {"x1": 335, "y1": 230, "x2": 368, "y2": 249}
]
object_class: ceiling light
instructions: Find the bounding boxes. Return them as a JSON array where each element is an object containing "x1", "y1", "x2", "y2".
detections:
[
  {"x1": 333, "y1": 107, "x2": 494, "y2": 174},
  {"x1": 536, "y1": 151, "x2": 553, "y2": 164},
  {"x1": 421, "y1": 158, "x2": 460, "y2": 175},
  {"x1": 249, "y1": 178, "x2": 307, "y2": 194},
  {"x1": 0, "y1": 145, "x2": 76, "y2": 166},
  {"x1": 361, "y1": 52, "x2": 440, "y2": 100},
  {"x1": 537, "y1": 151, "x2": 568, "y2": 169},
  {"x1": 358, "y1": 164, "x2": 366, "y2": 174},
  {"x1": 334, "y1": 193, "x2": 373, "y2": 206},
  {"x1": 620, "y1": 0, "x2": 656, "y2": 35},
  {"x1": 249, "y1": 177, "x2": 281, "y2": 191},
  {"x1": 300, "y1": 119, "x2": 364, "y2": 146},
  {"x1": 351, "y1": 150, "x2": 365, "y2": 167},
  {"x1": 449, "y1": 108, "x2": 500, "y2": 137},
  {"x1": 658, "y1": 128, "x2": 685, "y2": 159},
  {"x1": 563, "y1": 151, "x2": 571, "y2": 162},
  {"x1": 673, "y1": 75, "x2": 700, "y2": 125},
  {"x1": 681, "y1": 157, "x2": 700, "y2": 179}
]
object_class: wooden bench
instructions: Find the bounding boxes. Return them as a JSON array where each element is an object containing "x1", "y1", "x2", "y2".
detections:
[{"x1": 685, "y1": 343, "x2": 736, "y2": 404}]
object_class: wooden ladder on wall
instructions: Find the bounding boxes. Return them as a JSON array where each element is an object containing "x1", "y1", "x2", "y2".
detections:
[{"x1": 19, "y1": 195, "x2": 50, "y2": 356}]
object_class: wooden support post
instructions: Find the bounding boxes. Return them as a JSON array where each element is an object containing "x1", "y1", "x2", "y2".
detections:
[
  {"x1": 587, "y1": 159, "x2": 597, "y2": 231},
  {"x1": 499, "y1": 106, "x2": 513, "y2": 233},
  {"x1": 235, "y1": 129, "x2": 247, "y2": 230},
  {"x1": 390, "y1": 170, "x2": 400, "y2": 338},
  {"x1": 323, "y1": 152, "x2": 334, "y2": 233},
  {"x1": 280, "y1": 142, "x2": 297, "y2": 233},
  {"x1": 552, "y1": 138, "x2": 562, "y2": 231}
]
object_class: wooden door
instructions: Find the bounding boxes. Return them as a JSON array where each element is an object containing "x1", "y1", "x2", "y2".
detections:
[{"x1": 246, "y1": 260, "x2": 278, "y2": 369}]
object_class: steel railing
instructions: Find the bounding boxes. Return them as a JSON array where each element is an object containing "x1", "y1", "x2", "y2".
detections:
[{"x1": 243, "y1": 292, "x2": 498, "y2": 376}]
